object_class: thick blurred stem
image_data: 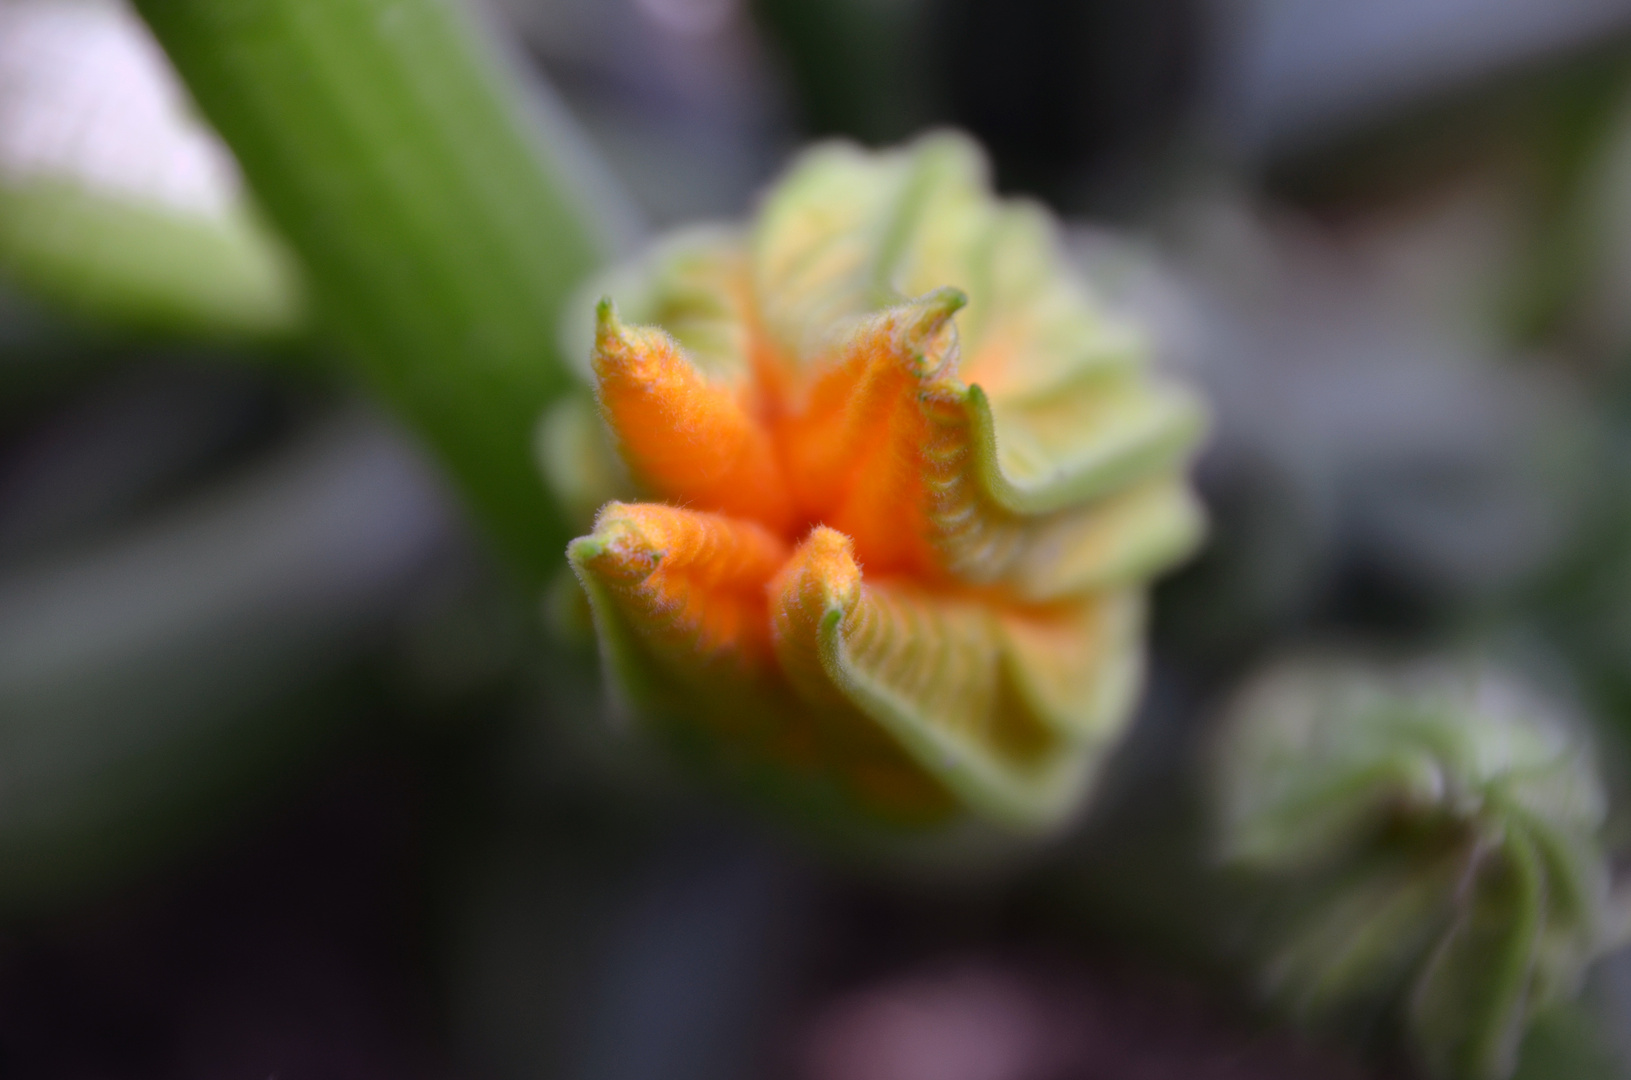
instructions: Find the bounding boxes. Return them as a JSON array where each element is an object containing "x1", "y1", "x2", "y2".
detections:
[{"x1": 132, "y1": 0, "x2": 640, "y2": 584}]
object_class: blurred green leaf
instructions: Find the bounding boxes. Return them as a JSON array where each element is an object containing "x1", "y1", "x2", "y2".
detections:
[{"x1": 0, "y1": 179, "x2": 304, "y2": 339}]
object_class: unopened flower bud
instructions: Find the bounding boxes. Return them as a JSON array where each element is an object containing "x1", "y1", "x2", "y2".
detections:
[{"x1": 550, "y1": 134, "x2": 1206, "y2": 834}]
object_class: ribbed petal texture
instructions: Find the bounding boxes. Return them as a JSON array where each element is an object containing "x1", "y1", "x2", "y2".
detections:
[{"x1": 559, "y1": 133, "x2": 1206, "y2": 833}]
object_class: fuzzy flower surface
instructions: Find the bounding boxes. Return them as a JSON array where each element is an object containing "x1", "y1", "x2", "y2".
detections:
[{"x1": 559, "y1": 135, "x2": 1206, "y2": 832}]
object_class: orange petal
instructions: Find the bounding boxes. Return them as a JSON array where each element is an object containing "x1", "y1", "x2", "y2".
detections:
[
  {"x1": 767, "y1": 526, "x2": 864, "y2": 705},
  {"x1": 568, "y1": 501, "x2": 789, "y2": 677},
  {"x1": 780, "y1": 290, "x2": 1202, "y2": 600},
  {"x1": 592, "y1": 301, "x2": 795, "y2": 534},
  {"x1": 777, "y1": 288, "x2": 966, "y2": 576}
]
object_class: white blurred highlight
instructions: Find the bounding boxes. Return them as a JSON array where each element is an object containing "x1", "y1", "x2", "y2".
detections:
[{"x1": 0, "y1": 0, "x2": 241, "y2": 216}]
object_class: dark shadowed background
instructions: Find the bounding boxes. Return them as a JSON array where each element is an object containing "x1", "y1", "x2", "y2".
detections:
[{"x1": 7, "y1": 0, "x2": 1631, "y2": 1076}]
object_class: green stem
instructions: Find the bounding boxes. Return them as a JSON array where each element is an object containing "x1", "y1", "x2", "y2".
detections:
[{"x1": 133, "y1": 0, "x2": 640, "y2": 583}]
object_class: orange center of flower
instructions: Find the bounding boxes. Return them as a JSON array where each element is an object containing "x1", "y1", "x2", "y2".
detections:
[{"x1": 589, "y1": 288, "x2": 969, "y2": 587}]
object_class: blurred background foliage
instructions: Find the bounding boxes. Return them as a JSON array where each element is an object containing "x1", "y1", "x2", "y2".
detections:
[{"x1": 9, "y1": 0, "x2": 1631, "y2": 1076}]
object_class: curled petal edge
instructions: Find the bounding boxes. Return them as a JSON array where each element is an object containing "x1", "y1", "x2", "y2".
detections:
[{"x1": 771, "y1": 528, "x2": 1144, "y2": 830}]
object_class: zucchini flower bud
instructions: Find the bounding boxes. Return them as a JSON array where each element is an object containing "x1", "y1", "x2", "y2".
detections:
[
  {"x1": 1212, "y1": 656, "x2": 1617, "y2": 1080},
  {"x1": 557, "y1": 134, "x2": 1206, "y2": 834}
]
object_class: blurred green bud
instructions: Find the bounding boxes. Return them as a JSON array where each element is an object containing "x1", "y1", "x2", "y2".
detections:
[{"x1": 1212, "y1": 656, "x2": 1616, "y2": 1080}]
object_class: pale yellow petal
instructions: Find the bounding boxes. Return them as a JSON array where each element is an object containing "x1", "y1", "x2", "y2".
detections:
[{"x1": 769, "y1": 528, "x2": 1140, "y2": 829}]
